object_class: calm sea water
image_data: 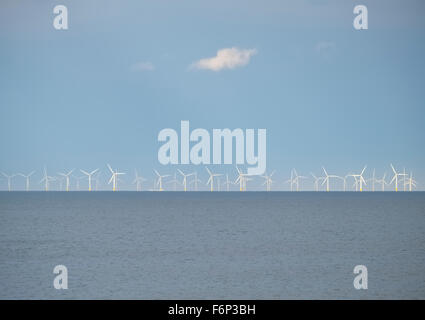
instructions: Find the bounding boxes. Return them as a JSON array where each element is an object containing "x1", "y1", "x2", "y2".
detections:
[{"x1": 0, "y1": 192, "x2": 424, "y2": 299}]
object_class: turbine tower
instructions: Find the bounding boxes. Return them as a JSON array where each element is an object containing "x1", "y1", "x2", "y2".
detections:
[
  {"x1": 190, "y1": 172, "x2": 202, "y2": 191},
  {"x1": 390, "y1": 164, "x2": 407, "y2": 192},
  {"x1": 375, "y1": 173, "x2": 387, "y2": 191},
  {"x1": 1, "y1": 172, "x2": 16, "y2": 191},
  {"x1": 321, "y1": 167, "x2": 341, "y2": 192},
  {"x1": 404, "y1": 172, "x2": 417, "y2": 192},
  {"x1": 284, "y1": 169, "x2": 294, "y2": 191},
  {"x1": 166, "y1": 172, "x2": 181, "y2": 191},
  {"x1": 58, "y1": 169, "x2": 74, "y2": 191},
  {"x1": 81, "y1": 168, "x2": 99, "y2": 191},
  {"x1": 235, "y1": 166, "x2": 249, "y2": 191},
  {"x1": 154, "y1": 169, "x2": 170, "y2": 191},
  {"x1": 292, "y1": 169, "x2": 306, "y2": 191},
  {"x1": 107, "y1": 164, "x2": 125, "y2": 191},
  {"x1": 262, "y1": 171, "x2": 275, "y2": 191},
  {"x1": 348, "y1": 166, "x2": 367, "y2": 192},
  {"x1": 223, "y1": 174, "x2": 232, "y2": 191},
  {"x1": 18, "y1": 171, "x2": 36, "y2": 191},
  {"x1": 206, "y1": 167, "x2": 222, "y2": 192},
  {"x1": 310, "y1": 173, "x2": 323, "y2": 191},
  {"x1": 40, "y1": 167, "x2": 54, "y2": 191},
  {"x1": 133, "y1": 170, "x2": 147, "y2": 191},
  {"x1": 178, "y1": 169, "x2": 194, "y2": 192},
  {"x1": 366, "y1": 169, "x2": 377, "y2": 192}
]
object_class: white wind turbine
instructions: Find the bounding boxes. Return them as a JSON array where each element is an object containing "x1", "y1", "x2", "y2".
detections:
[
  {"x1": 107, "y1": 164, "x2": 125, "y2": 191},
  {"x1": 57, "y1": 175, "x2": 64, "y2": 191},
  {"x1": 178, "y1": 169, "x2": 194, "y2": 192},
  {"x1": 217, "y1": 176, "x2": 221, "y2": 191},
  {"x1": 262, "y1": 171, "x2": 275, "y2": 191},
  {"x1": 366, "y1": 169, "x2": 377, "y2": 192},
  {"x1": 94, "y1": 171, "x2": 101, "y2": 191},
  {"x1": 73, "y1": 175, "x2": 85, "y2": 191},
  {"x1": 58, "y1": 169, "x2": 74, "y2": 191},
  {"x1": 375, "y1": 173, "x2": 387, "y2": 191},
  {"x1": 404, "y1": 172, "x2": 417, "y2": 192},
  {"x1": 310, "y1": 173, "x2": 323, "y2": 191},
  {"x1": 40, "y1": 167, "x2": 54, "y2": 191},
  {"x1": 166, "y1": 172, "x2": 181, "y2": 191},
  {"x1": 154, "y1": 169, "x2": 170, "y2": 191},
  {"x1": 403, "y1": 168, "x2": 409, "y2": 191},
  {"x1": 348, "y1": 166, "x2": 367, "y2": 192},
  {"x1": 133, "y1": 170, "x2": 147, "y2": 191},
  {"x1": 223, "y1": 174, "x2": 232, "y2": 191},
  {"x1": 244, "y1": 176, "x2": 254, "y2": 190},
  {"x1": 390, "y1": 164, "x2": 407, "y2": 192},
  {"x1": 235, "y1": 166, "x2": 249, "y2": 191},
  {"x1": 206, "y1": 167, "x2": 222, "y2": 192},
  {"x1": 292, "y1": 169, "x2": 306, "y2": 192},
  {"x1": 321, "y1": 167, "x2": 341, "y2": 192},
  {"x1": 81, "y1": 168, "x2": 99, "y2": 191},
  {"x1": 284, "y1": 169, "x2": 294, "y2": 191},
  {"x1": 1, "y1": 172, "x2": 16, "y2": 191},
  {"x1": 190, "y1": 172, "x2": 202, "y2": 191},
  {"x1": 18, "y1": 171, "x2": 36, "y2": 191}
]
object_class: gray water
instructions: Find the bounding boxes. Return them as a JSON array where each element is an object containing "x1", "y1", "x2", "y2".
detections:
[{"x1": 0, "y1": 192, "x2": 424, "y2": 299}]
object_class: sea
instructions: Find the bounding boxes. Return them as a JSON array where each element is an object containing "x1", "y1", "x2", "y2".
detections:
[{"x1": 0, "y1": 191, "x2": 424, "y2": 299}]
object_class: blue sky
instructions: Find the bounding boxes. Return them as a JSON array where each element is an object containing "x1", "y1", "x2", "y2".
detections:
[{"x1": 1, "y1": 0, "x2": 425, "y2": 190}]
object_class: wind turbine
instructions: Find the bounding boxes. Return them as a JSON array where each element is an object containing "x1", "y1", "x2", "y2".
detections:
[
  {"x1": 244, "y1": 176, "x2": 254, "y2": 191},
  {"x1": 1, "y1": 172, "x2": 16, "y2": 191},
  {"x1": 223, "y1": 174, "x2": 232, "y2": 191},
  {"x1": 404, "y1": 172, "x2": 417, "y2": 192},
  {"x1": 366, "y1": 169, "x2": 377, "y2": 192},
  {"x1": 235, "y1": 166, "x2": 249, "y2": 191},
  {"x1": 133, "y1": 170, "x2": 147, "y2": 191},
  {"x1": 375, "y1": 173, "x2": 387, "y2": 191},
  {"x1": 178, "y1": 169, "x2": 194, "y2": 192},
  {"x1": 154, "y1": 169, "x2": 169, "y2": 191},
  {"x1": 58, "y1": 169, "x2": 74, "y2": 191},
  {"x1": 166, "y1": 172, "x2": 181, "y2": 191},
  {"x1": 217, "y1": 176, "x2": 221, "y2": 191},
  {"x1": 348, "y1": 166, "x2": 367, "y2": 192},
  {"x1": 206, "y1": 167, "x2": 222, "y2": 192},
  {"x1": 18, "y1": 171, "x2": 35, "y2": 191},
  {"x1": 310, "y1": 173, "x2": 323, "y2": 191},
  {"x1": 262, "y1": 171, "x2": 275, "y2": 191},
  {"x1": 107, "y1": 164, "x2": 125, "y2": 191},
  {"x1": 390, "y1": 164, "x2": 407, "y2": 192},
  {"x1": 94, "y1": 171, "x2": 101, "y2": 191},
  {"x1": 321, "y1": 167, "x2": 341, "y2": 192},
  {"x1": 40, "y1": 167, "x2": 54, "y2": 191},
  {"x1": 340, "y1": 175, "x2": 348, "y2": 192},
  {"x1": 57, "y1": 175, "x2": 64, "y2": 191},
  {"x1": 402, "y1": 167, "x2": 406, "y2": 191},
  {"x1": 190, "y1": 172, "x2": 202, "y2": 191},
  {"x1": 81, "y1": 168, "x2": 99, "y2": 191},
  {"x1": 292, "y1": 169, "x2": 306, "y2": 191},
  {"x1": 284, "y1": 169, "x2": 294, "y2": 191},
  {"x1": 72, "y1": 175, "x2": 84, "y2": 191}
]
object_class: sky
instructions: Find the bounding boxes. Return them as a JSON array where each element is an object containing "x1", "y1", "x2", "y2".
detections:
[{"x1": 1, "y1": 0, "x2": 425, "y2": 190}]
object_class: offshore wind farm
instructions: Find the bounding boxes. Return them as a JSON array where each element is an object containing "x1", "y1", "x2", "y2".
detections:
[{"x1": 0, "y1": 164, "x2": 419, "y2": 192}]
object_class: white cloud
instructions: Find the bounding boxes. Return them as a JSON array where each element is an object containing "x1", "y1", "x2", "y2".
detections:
[
  {"x1": 191, "y1": 47, "x2": 257, "y2": 71},
  {"x1": 131, "y1": 61, "x2": 155, "y2": 71}
]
